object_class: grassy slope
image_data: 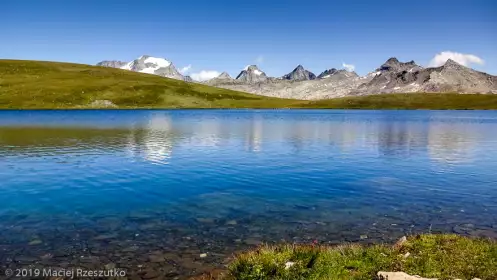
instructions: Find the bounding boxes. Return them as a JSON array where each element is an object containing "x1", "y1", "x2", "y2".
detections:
[
  {"x1": 0, "y1": 59, "x2": 297, "y2": 109},
  {"x1": 228, "y1": 234, "x2": 497, "y2": 280},
  {"x1": 2, "y1": 59, "x2": 497, "y2": 109},
  {"x1": 301, "y1": 93, "x2": 497, "y2": 110}
]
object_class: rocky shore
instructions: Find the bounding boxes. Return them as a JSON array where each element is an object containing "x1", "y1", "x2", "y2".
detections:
[{"x1": 1, "y1": 207, "x2": 496, "y2": 280}]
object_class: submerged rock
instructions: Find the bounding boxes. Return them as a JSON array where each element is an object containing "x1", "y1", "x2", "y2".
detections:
[
  {"x1": 140, "y1": 268, "x2": 161, "y2": 279},
  {"x1": 148, "y1": 254, "x2": 166, "y2": 263},
  {"x1": 453, "y1": 223, "x2": 475, "y2": 234},
  {"x1": 196, "y1": 218, "x2": 215, "y2": 224},
  {"x1": 93, "y1": 233, "x2": 118, "y2": 240},
  {"x1": 244, "y1": 238, "x2": 261, "y2": 246},
  {"x1": 28, "y1": 239, "x2": 43, "y2": 245}
]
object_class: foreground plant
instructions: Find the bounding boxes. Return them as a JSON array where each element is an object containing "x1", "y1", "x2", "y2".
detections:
[{"x1": 228, "y1": 234, "x2": 497, "y2": 280}]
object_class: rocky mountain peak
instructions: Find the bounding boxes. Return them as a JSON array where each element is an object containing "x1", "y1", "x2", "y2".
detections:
[
  {"x1": 385, "y1": 57, "x2": 400, "y2": 64},
  {"x1": 317, "y1": 68, "x2": 358, "y2": 80},
  {"x1": 236, "y1": 65, "x2": 267, "y2": 83},
  {"x1": 377, "y1": 57, "x2": 422, "y2": 73},
  {"x1": 317, "y1": 68, "x2": 339, "y2": 79},
  {"x1": 96, "y1": 60, "x2": 127, "y2": 68},
  {"x1": 204, "y1": 72, "x2": 234, "y2": 84},
  {"x1": 218, "y1": 72, "x2": 232, "y2": 79},
  {"x1": 443, "y1": 59, "x2": 463, "y2": 69},
  {"x1": 244, "y1": 65, "x2": 260, "y2": 71},
  {"x1": 282, "y1": 65, "x2": 316, "y2": 81},
  {"x1": 379, "y1": 57, "x2": 402, "y2": 71}
]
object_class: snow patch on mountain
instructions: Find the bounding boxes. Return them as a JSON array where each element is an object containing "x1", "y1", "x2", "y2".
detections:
[
  {"x1": 121, "y1": 56, "x2": 172, "y2": 74},
  {"x1": 144, "y1": 57, "x2": 171, "y2": 68}
]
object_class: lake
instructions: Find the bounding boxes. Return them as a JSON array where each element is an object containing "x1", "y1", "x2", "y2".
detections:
[{"x1": 1, "y1": 109, "x2": 496, "y2": 279}]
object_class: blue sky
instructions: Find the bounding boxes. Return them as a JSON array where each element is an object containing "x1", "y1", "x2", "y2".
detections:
[{"x1": 3, "y1": 0, "x2": 497, "y2": 79}]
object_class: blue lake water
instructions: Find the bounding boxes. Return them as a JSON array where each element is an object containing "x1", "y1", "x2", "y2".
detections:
[{"x1": 1, "y1": 109, "x2": 497, "y2": 278}]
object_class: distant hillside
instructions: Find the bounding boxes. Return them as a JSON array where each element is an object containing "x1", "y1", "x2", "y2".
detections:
[
  {"x1": 207, "y1": 58, "x2": 497, "y2": 100},
  {"x1": 0, "y1": 60, "x2": 296, "y2": 109},
  {"x1": 299, "y1": 93, "x2": 497, "y2": 110}
]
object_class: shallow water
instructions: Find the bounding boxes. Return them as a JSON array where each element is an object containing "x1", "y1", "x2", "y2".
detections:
[{"x1": 1, "y1": 110, "x2": 496, "y2": 279}]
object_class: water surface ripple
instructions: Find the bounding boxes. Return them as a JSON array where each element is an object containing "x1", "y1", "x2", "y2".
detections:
[{"x1": 0, "y1": 110, "x2": 496, "y2": 279}]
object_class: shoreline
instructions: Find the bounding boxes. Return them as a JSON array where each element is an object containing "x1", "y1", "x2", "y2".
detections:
[
  {"x1": 210, "y1": 234, "x2": 497, "y2": 280},
  {"x1": 1, "y1": 106, "x2": 497, "y2": 111}
]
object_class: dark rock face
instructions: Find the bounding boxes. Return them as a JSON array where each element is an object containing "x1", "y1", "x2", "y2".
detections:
[
  {"x1": 282, "y1": 65, "x2": 316, "y2": 81},
  {"x1": 357, "y1": 58, "x2": 425, "y2": 92},
  {"x1": 235, "y1": 65, "x2": 268, "y2": 83},
  {"x1": 318, "y1": 69, "x2": 359, "y2": 81},
  {"x1": 317, "y1": 68, "x2": 339, "y2": 79},
  {"x1": 376, "y1": 57, "x2": 423, "y2": 73}
]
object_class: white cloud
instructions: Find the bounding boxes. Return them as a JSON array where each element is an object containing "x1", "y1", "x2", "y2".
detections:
[
  {"x1": 255, "y1": 55, "x2": 264, "y2": 64},
  {"x1": 191, "y1": 70, "x2": 221, "y2": 81},
  {"x1": 429, "y1": 51, "x2": 484, "y2": 67},
  {"x1": 179, "y1": 64, "x2": 192, "y2": 74},
  {"x1": 342, "y1": 62, "x2": 355, "y2": 72}
]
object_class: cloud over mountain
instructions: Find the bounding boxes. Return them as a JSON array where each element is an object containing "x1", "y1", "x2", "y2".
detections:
[
  {"x1": 429, "y1": 51, "x2": 484, "y2": 67},
  {"x1": 191, "y1": 70, "x2": 221, "y2": 81},
  {"x1": 342, "y1": 62, "x2": 355, "y2": 72},
  {"x1": 179, "y1": 64, "x2": 192, "y2": 74}
]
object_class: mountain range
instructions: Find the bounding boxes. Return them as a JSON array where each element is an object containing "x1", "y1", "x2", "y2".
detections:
[{"x1": 97, "y1": 55, "x2": 497, "y2": 100}]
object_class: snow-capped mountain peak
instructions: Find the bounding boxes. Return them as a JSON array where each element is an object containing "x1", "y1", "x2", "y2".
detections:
[
  {"x1": 96, "y1": 55, "x2": 189, "y2": 81},
  {"x1": 120, "y1": 55, "x2": 173, "y2": 74},
  {"x1": 142, "y1": 56, "x2": 171, "y2": 68}
]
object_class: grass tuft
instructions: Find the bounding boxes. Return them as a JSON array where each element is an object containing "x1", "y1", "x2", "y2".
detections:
[{"x1": 227, "y1": 234, "x2": 497, "y2": 280}]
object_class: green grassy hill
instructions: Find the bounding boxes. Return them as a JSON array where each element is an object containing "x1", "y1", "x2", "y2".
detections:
[
  {"x1": 1, "y1": 59, "x2": 497, "y2": 109},
  {"x1": 0, "y1": 59, "x2": 297, "y2": 109}
]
